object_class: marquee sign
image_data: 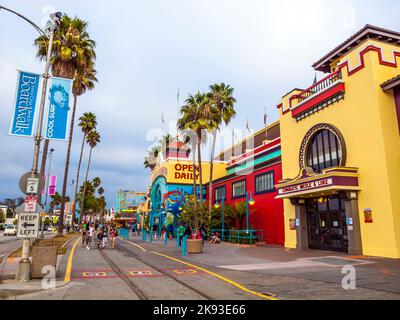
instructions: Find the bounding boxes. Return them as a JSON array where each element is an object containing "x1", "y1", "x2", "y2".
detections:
[{"x1": 278, "y1": 178, "x2": 333, "y2": 195}]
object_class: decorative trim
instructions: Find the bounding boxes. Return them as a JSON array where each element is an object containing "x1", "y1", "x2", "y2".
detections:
[
  {"x1": 338, "y1": 43, "x2": 400, "y2": 76},
  {"x1": 298, "y1": 124, "x2": 347, "y2": 169}
]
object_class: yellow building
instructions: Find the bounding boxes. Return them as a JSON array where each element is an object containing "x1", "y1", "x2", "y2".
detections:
[{"x1": 275, "y1": 25, "x2": 400, "y2": 258}]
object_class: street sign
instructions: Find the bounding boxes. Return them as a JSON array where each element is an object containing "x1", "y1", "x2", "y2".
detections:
[
  {"x1": 24, "y1": 195, "x2": 37, "y2": 212},
  {"x1": 19, "y1": 172, "x2": 45, "y2": 195},
  {"x1": 17, "y1": 212, "x2": 40, "y2": 238},
  {"x1": 26, "y1": 177, "x2": 39, "y2": 194}
]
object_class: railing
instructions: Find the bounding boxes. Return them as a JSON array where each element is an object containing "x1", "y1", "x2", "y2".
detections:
[
  {"x1": 209, "y1": 229, "x2": 264, "y2": 245},
  {"x1": 294, "y1": 70, "x2": 342, "y2": 104}
]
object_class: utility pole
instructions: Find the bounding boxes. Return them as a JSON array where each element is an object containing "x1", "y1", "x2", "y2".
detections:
[{"x1": 14, "y1": 11, "x2": 62, "y2": 282}]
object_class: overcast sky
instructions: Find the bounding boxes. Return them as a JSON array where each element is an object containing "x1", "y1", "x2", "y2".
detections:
[{"x1": 1, "y1": 0, "x2": 399, "y2": 209}]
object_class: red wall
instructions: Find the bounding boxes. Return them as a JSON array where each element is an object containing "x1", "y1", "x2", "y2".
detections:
[{"x1": 209, "y1": 162, "x2": 285, "y2": 245}]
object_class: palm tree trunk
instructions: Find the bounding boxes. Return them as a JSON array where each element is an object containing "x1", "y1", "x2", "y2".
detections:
[
  {"x1": 197, "y1": 137, "x2": 203, "y2": 206},
  {"x1": 58, "y1": 95, "x2": 78, "y2": 236},
  {"x1": 37, "y1": 139, "x2": 49, "y2": 207},
  {"x1": 208, "y1": 130, "x2": 217, "y2": 223},
  {"x1": 191, "y1": 142, "x2": 197, "y2": 210},
  {"x1": 73, "y1": 134, "x2": 86, "y2": 224},
  {"x1": 81, "y1": 147, "x2": 93, "y2": 222}
]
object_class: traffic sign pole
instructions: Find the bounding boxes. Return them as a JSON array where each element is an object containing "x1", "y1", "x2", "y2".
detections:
[{"x1": 16, "y1": 14, "x2": 60, "y2": 283}]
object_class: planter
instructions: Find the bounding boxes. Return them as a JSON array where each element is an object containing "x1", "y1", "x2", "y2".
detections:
[
  {"x1": 186, "y1": 239, "x2": 203, "y2": 254},
  {"x1": 31, "y1": 246, "x2": 57, "y2": 279}
]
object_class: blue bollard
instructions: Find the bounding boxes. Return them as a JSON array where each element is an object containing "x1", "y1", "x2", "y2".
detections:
[
  {"x1": 176, "y1": 232, "x2": 180, "y2": 247},
  {"x1": 182, "y1": 236, "x2": 187, "y2": 256},
  {"x1": 164, "y1": 232, "x2": 168, "y2": 246},
  {"x1": 142, "y1": 230, "x2": 147, "y2": 241}
]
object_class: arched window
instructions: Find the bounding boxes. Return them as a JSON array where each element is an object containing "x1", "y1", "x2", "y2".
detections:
[{"x1": 306, "y1": 129, "x2": 342, "y2": 173}]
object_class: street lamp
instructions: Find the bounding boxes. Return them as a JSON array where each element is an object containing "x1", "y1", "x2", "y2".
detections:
[
  {"x1": 245, "y1": 192, "x2": 255, "y2": 233},
  {"x1": 40, "y1": 148, "x2": 54, "y2": 238},
  {"x1": 214, "y1": 198, "x2": 225, "y2": 241},
  {"x1": 1, "y1": 5, "x2": 62, "y2": 282}
]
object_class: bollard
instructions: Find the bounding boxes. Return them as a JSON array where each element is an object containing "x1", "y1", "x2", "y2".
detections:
[
  {"x1": 164, "y1": 232, "x2": 168, "y2": 245},
  {"x1": 182, "y1": 236, "x2": 187, "y2": 256},
  {"x1": 176, "y1": 232, "x2": 180, "y2": 247},
  {"x1": 142, "y1": 230, "x2": 147, "y2": 241}
]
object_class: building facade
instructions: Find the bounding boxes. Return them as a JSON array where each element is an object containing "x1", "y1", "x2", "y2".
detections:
[
  {"x1": 209, "y1": 122, "x2": 284, "y2": 245},
  {"x1": 275, "y1": 25, "x2": 400, "y2": 258}
]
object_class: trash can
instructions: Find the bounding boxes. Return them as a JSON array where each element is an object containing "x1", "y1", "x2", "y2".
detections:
[{"x1": 186, "y1": 239, "x2": 203, "y2": 254}]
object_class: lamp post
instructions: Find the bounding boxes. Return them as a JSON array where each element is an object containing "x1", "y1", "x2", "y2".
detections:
[
  {"x1": 214, "y1": 198, "x2": 225, "y2": 241},
  {"x1": 1, "y1": 5, "x2": 62, "y2": 282},
  {"x1": 245, "y1": 192, "x2": 255, "y2": 233}
]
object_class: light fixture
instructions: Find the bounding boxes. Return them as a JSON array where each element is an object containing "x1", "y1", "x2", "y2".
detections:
[
  {"x1": 214, "y1": 201, "x2": 220, "y2": 209},
  {"x1": 248, "y1": 196, "x2": 255, "y2": 206}
]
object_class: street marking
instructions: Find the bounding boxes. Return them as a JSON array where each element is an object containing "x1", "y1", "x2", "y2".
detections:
[
  {"x1": 118, "y1": 237, "x2": 146, "y2": 252},
  {"x1": 173, "y1": 269, "x2": 198, "y2": 274},
  {"x1": 61, "y1": 237, "x2": 75, "y2": 248},
  {"x1": 82, "y1": 271, "x2": 107, "y2": 277},
  {"x1": 151, "y1": 251, "x2": 278, "y2": 300},
  {"x1": 129, "y1": 270, "x2": 153, "y2": 276},
  {"x1": 64, "y1": 237, "x2": 81, "y2": 283}
]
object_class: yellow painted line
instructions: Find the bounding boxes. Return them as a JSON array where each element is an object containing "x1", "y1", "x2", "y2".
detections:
[
  {"x1": 118, "y1": 237, "x2": 146, "y2": 252},
  {"x1": 151, "y1": 251, "x2": 278, "y2": 300},
  {"x1": 64, "y1": 237, "x2": 81, "y2": 283}
]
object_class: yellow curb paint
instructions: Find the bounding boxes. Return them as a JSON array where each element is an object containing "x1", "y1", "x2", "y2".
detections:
[
  {"x1": 118, "y1": 237, "x2": 146, "y2": 252},
  {"x1": 151, "y1": 251, "x2": 278, "y2": 300},
  {"x1": 64, "y1": 237, "x2": 81, "y2": 283}
]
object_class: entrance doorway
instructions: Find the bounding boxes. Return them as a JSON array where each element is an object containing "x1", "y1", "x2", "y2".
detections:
[{"x1": 307, "y1": 197, "x2": 348, "y2": 253}]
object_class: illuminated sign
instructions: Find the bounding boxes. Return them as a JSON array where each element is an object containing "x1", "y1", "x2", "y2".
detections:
[{"x1": 278, "y1": 178, "x2": 333, "y2": 195}]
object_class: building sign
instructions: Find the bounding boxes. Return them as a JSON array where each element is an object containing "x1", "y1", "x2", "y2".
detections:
[
  {"x1": 9, "y1": 71, "x2": 40, "y2": 137},
  {"x1": 278, "y1": 178, "x2": 333, "y2": 195},
  {"x1": 45, "y1": 77, "x2": 73, "y2": 140},
  {"x1": 173, "y1": 164, "x2": 199, "y2": 181}
]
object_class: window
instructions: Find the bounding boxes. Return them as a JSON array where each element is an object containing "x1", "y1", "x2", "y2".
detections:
[
  {"x1": 306, "y1": 129, "x2": 342, "y2": 173},
  {"x1": 215, "y1": 186, "x2": 226, "y2": 201},
  {"x1": 232, "y1": 180, "x2": 246, "y2": 198},
  {"x1": 255, "y1": 171, "x2": 274, "y2": 194}
]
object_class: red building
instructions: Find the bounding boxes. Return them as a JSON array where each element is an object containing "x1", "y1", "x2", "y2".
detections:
[{"x1": 208, "y1": 121, "x2": 284, "y2": 245}]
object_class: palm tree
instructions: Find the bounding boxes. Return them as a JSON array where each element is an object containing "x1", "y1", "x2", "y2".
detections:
[
  {"x1": 144, "y1": 146, "x2": 161, "y2": 169},
  {"x1": 81, "y1": 130, "x2": 101, "y2": 219},
  {"x1": 178, "y1": 93, "x2": 209, "y2": 213},
  {"x1": 206, "y1": 83, "x2": 236, "y2": 217},
  {"x1": 35, "y1": 15, "x2": 97, "y2": 235},
  {"x1": 73, "y1": 112, "x2": 97, "y2": 223},
  {"x1": 92, "y1": 177, "x2": 101, "y2": 189}
]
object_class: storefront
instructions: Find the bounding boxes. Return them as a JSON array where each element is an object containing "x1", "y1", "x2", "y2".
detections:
[
  {"x1": 276, "y1": 25, "x2": 400, "y2": 258},
  {"x1": 210, "y1": 122, "x2": 285, "y2": 245}
]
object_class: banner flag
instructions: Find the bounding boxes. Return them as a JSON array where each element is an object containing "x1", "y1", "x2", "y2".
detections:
[
  {"x1": 44, "y1": 77, "x2": 73, "y2": 140},
  {"x1": 9, "y1": 70, "x2": 40, "y2": 137},
  {"x1": 48, "y1": 175, "x2": 57, "y2": 196}
]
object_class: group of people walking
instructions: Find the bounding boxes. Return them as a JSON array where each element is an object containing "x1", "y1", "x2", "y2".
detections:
[{"x1": 81, "y1": 222, "x2": 117, "y2": 250}]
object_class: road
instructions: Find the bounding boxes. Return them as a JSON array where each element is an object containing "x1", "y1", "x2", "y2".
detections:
[{"x1": 0, "y1": 230, "x2": 54, "y2": 261}]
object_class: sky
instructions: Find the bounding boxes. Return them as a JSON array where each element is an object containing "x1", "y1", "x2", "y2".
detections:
[{"x1": 1, "y1": 0, "x2": 399, "y2": 209}]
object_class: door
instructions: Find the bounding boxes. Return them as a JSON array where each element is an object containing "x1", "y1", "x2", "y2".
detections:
[{"x1": 307, "y1": 197, "x2": 348, "y2": 253}]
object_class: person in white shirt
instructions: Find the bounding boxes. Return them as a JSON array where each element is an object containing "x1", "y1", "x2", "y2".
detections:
[{"x1": 87, "y1": 223, "x2": 94, "y2": 250}]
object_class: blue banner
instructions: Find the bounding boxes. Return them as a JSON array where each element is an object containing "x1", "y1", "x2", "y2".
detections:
[
  {"x1": 9, "y1": 71, "x2": 40, "y2": 137},
  {"x1": 45, "y1": 77, "x2": 73, "y2": 140}
]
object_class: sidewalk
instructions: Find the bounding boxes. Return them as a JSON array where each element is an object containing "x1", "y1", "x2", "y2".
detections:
[{"x1": 126, "y1": 233, "x2": 400, "y2": 296}]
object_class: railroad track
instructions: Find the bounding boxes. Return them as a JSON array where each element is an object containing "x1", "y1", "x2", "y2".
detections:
[
  {"x1": 98, "y1": 241, "x2": 212, "y2": 300},
  {"x1": 99, "y1": 247, "x2": 148, "y2": 300},
  {"x1": 116, "y1": 241, "x2": 213, "y2": 300}
]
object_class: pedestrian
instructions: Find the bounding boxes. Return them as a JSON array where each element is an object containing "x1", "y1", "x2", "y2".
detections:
[
  {"x1": 200, "y1": 223, "x2": 207, "y2": 245},
  {"x1": 178, "y1": 223, "x2": 185, "y2": 246},
  {"x1": 96, "y1": 229, "x2": 104, "y2": 249},
  {"x1": 152, "y1": 223, "x2": 158, "y2": 240},
  {"x1": 87, "y1": 223, "x2": 95, "y2": 250},
  {"x1": 167, "y1": 223, "x2": 174, "y2": 240},
  {"x1": 161, "y1": 225, "x2": 166, "y2": 240},
  {"x1": 82, "y1": 227, "x2": 87, "y2": 247},
  {"x1": 109, "y1": 228, "x2": 116, "y2": 249},
  {"x1": 102, "y1": 226, "x2": 108, "y2": 248}
]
